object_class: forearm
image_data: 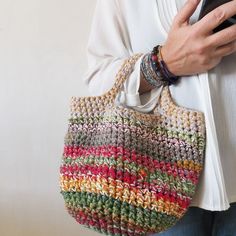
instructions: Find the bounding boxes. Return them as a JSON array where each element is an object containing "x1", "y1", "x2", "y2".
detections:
[{"x1": 138, "y1": 71, "x2": 157, "y2": 95}]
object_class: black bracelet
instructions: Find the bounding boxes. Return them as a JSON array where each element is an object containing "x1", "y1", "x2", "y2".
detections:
[
  {"x1": 151, "y1": 45, "x2": 180, "y2": 85},
  {"x1": 140, "y1": 53, "x2": 164, "y2": 88}
]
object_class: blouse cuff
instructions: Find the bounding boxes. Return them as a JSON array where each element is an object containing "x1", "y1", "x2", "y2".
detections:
[{"x1": 115, "y1": 54, "x2": 164, "y2": 113}]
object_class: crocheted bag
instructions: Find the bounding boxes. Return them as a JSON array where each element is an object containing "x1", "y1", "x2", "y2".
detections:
[{"x1": 59, "y1": 53, "x2": 206, "y2": 235}]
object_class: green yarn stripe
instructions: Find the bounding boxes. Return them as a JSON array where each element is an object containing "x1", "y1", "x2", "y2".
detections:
[{"x1": 61, "y1": 191, "x2": 178, "y2": 230}]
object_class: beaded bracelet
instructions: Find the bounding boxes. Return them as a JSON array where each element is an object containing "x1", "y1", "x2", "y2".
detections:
[
  {"x1": 152, "y1": 45, "x2": 179, "y2": 84},
  {"x1": 140, "y1": 44, "x2": 180, "y2": 88},
  {"x1": 150, "y1": 52, "x2": 166, "y2": 82},
  {"x1": 140, "y1": 53, "x2": 166, "y2": 88},
  {"x1": 147, "y1": 53, "x2": 168, "y2": 85},
  {"x1": 148, "y1": 52, "x2": 164, "y2": 80},
  {"x1": 151, "y1": 51, "x2": 173, "y2": 85}
]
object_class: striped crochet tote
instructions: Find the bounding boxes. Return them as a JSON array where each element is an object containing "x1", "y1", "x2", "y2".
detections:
[{"x1": 59, "y1": 53, "x2": 206, "y2": 236}]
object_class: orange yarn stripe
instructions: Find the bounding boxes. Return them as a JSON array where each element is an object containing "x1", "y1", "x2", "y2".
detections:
[{"x1": 60, "y1": 175, "x2": 188, "y2": 218}]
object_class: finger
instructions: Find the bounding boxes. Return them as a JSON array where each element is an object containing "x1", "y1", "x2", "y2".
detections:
[
  {"x1": 174, "y1": 0, "x2": 201, "y2": 26},
  {"x1": 207, "y1": 23, "x2": 236, "y2": 47},
  {"x1": 214, "y1": 40, "x2": 236, "y2": 57},
  {"x1": 195, "y1": 0, "x2": 236, "y2": 35}
]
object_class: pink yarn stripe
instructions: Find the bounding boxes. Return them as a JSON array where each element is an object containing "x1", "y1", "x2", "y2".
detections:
[
  {"x1": 60, "y1": 163, "x2": 192, "y2": 199},
  {"x1": 63, "y1": 145, "x2": 200, "y2": 184}
]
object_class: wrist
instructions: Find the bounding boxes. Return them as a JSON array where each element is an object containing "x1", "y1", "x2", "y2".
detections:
[
  {"x1": 161, "y1": 45, "x2": 181, "y2": 77},
  {"x1": 138, "y1": 70, "x2": 156, "y2": 94},
  {"x1": 151, "y1": 45, "x2": 179, "y2": 84}
]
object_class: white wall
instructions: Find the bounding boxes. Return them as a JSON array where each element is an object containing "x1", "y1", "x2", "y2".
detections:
[{"x1": 0, "y1": 1, "x2": 101, "y2": 235}]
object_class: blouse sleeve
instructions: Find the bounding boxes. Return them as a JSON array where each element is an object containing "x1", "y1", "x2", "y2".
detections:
[{"x1": 82, "y1": 0, "x2": 164, "y2": 113}]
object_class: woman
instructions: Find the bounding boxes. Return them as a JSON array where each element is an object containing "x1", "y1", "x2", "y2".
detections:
[{"x1": 83, "y1": 0, "x2": 236, "y2": 235}]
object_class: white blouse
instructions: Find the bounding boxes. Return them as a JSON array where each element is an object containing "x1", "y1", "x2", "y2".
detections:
[{"x1": 83, "y1": 0, "x2": 236, "y2": 211}]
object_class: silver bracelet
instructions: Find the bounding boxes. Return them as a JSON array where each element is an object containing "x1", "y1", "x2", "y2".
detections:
[{"x1": 140, "y1": 53, "x2": 168, "y2": 88}]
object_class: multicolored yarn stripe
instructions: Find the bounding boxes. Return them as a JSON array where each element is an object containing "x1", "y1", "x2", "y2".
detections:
[{"x1": 59, "y1": 54, "x2": 206, "y2": 236}]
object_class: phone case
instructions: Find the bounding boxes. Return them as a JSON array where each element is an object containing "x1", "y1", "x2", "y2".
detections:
[{"x1": 198, "y1": 0, "x2": 236, "y2": 33}]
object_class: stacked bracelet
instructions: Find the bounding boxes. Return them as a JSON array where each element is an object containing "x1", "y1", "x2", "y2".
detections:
[
  {"x1": 140, "y1": 53, "x2": 167, "y2": 88},
  {"x1": 140, "y1": 45, "x2": 180, "y2": 89},
  {"x1": 151, "y1": 45, "x2": 179, "y2": 84}
]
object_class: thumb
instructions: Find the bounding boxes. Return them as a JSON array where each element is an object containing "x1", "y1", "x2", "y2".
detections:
[{"x1": 174, "y1": 0, "x2": 201, "y2": 26}]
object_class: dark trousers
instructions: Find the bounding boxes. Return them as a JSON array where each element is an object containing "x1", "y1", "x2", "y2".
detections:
[{"x1": 151, "y1": 202, "x2": 236, "y2": 236}]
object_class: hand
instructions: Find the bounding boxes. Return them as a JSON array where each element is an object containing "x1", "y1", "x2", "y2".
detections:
[{"x1": 161, "y1": 0, "x2": 236, "y2": 76}]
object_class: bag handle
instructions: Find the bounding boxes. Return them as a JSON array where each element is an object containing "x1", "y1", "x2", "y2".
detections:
[
  {"x1": 70, "y1": 53, "x2": 170, "y2": 114},
  {"x1": 104, "y1": 53, "x2": 173, "y2": 112},
  {"x1": 71, "y1": 52, "x2": 204, "y2": 124},
  {"x1": 71, "y1": 52, "x2": 204, "y2": 123},
  {"x1": 104, "y1": 53, "x2": 144, "y2": 103}
]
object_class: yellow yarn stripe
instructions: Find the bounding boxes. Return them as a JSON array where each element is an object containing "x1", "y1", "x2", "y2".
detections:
[
  {"x1": 60, "y1": 175, "x2": 187, "y2": 218},
  {"x1": 176, "y1": 160, "x2": 203, "y2": 172}
]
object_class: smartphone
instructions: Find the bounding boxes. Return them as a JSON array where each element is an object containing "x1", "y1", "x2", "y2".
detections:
[{"x1": 198, "y1": 0, "x2": 236, "y2": 33}]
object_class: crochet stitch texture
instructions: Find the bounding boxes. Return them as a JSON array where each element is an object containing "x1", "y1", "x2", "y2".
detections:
[{"x1": 59, "y1": 54, "x2": 206, "y2": 236}]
